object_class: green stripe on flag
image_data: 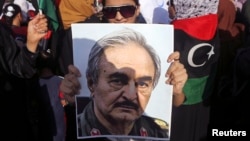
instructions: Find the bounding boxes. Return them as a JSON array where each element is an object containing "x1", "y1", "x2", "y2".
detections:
[
  {"x1": 38, "y1": 0, "x2": 59, "y2": 31},
  {"x1": 183, "y1": 76, "x2": 212, "y2": 105}
]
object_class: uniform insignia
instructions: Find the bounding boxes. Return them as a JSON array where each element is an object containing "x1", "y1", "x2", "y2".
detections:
[
  {"x1": 90, "y1": 128, "x2": 101, "y2": 136},
  {"x1": 154, "y1": 119, "x2": 169, "y2": 130},
  {"x1": 140, "y1": 127, "x2": 148, "y2": 136}
]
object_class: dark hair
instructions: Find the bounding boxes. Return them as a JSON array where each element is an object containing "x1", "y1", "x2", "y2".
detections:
[
  {"x1": 86, "y1": 28, "x2": 161, "y2": 88},
  {"x1": 102, "y1": 0, "x2": 140, "y2": 6},
  {"x1": 36, "y1": 50, "x2": 57, "y2": 73},
  {"x1": 2, "y1": 3, "x2": 21, "y2": 26}
]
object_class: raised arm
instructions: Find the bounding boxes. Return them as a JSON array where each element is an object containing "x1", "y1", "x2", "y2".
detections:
[
  {"x1": 165, "y1": 51, "x2": 187, "y2": 107},
  {"x1": 59, "y1": 64, "x2": 82, "y2": 104},
  {"x1": 26, "y1": 13, "x2": 48, "y2": 53}
]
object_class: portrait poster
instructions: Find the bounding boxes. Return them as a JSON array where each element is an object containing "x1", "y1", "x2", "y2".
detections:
[{"x1": 71, "y1": 24, "x2": 173, "y2": 140}]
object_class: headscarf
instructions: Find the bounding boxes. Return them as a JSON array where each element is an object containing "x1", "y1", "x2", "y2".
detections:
[{"x1": 2, "y1": 3, "x2": 21, "y2": 26}]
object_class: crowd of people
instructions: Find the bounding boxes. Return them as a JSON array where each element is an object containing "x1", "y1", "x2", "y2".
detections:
[{"x1": 0, "y1": 0, "x2": 249, "y2": 141}]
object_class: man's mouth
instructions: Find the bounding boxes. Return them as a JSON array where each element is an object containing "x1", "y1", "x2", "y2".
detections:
[
  {"x1": 119, "y1": 105, "x2": 136, "y2": 110},
  {"x1": 114, "y1": 102, "x2": 139, "y2": 110}
]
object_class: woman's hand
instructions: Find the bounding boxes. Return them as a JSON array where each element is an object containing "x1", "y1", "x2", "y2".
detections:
[
  {"x1": 165, "y1": 51, "x2": 187, "y2": 106},
  {"x1": 26, "y1": 13, "x2": 48, "y2": 53}
]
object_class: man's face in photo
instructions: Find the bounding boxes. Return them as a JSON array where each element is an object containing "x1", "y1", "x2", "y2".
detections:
[{"x1": 91, "y1": 42, "x2": 155, "y2": 122}]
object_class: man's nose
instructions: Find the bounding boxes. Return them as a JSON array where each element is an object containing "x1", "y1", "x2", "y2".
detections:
[{"x1": 123, "y1": 82, "x2": 137, "y2": 99}]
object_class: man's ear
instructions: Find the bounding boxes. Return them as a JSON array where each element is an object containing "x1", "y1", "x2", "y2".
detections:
[{"x1": 87, "y1": 78, "x2": 94, "y2": 93}]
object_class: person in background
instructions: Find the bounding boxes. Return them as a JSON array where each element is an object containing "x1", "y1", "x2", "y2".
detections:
[
  {"x1": 0, "y1": 0, "x2": 4, "y2": 15},
  {"x1": 56, "y1": 0, "x2": 146, "y2": 76},
  {"x1": 168, "y1": 0, "x2": 220, "y2": 141},
  {"x1": 1, "y1": 3, "x2": 27, "y2": 47},
  {"x1": 13, "y1": 0, "x2": 36, "y2": 23},
  {"x1": 58, "y1": 0, "x2": 94, "y2": 30},
  {"x1": 215, "y1": 0, "x2": 245, "y2": 79},
  {"x1": 86, "y1": 0, "x2": 146, "y2": 23},
  {"x1": 56, "y1": 0, "x2": 97, "y2": 138},
  {"x1": 0, "y1": 12, "x2": 48, "y2": 140},
  {"x1": 209, "y1": 44, "x2": 250, "y2": 141},
  {"x1": 209, "y1": 0, "x2": 248, "y2": 136},
  {"x1": 57, "y1": 0, "x2": 145, "y2": 128},
  {"x1": 241, "y1": 0, "x2": 250, "y2": 47},
  {"x1": 57, "y1": 0, "x2": 95, "y2": 75},
  {"x1": 0, "y1": 1, "x2": 36, "y2": 44},
  {"x1": 59, "y1": 0, "x2": 185, "y2": 140},
  {"x1": 1, "y1": 3, "x2": 23, "y2": 26},
  {"x1": 35, "y1": 50, "x2": 66, "y2": 141},
  {"x1": 0, "y1": 0, "x2": 9, "y2": 17}
]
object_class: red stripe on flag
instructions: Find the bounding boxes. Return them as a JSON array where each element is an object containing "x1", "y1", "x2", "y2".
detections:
[{"x1": 172, "y1": 14, "x2": 218, "y2": 40}]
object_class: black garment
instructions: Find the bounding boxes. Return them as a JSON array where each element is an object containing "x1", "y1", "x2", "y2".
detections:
[
  {"x1": 79, "y1": 101, "x2": 169, "y2": 138},
  {"x1": 210, "y1": 47, "x2": 250, "y2": 132},
  {"x1": 64, "y1": 105, "x2": 110, "y2": 141},
  {"x1": 0, "y1": 23, "x2": 39, "y2": 140},
  {"x1": 242, "y1": 1, "x2": 250, "y2": 47},
  {"x1": 35, "y1": 75, "x2": 66, "y2": 141},
  {"x1": 0, "y1": 0, "x2": 4, "y2": 15},
  {"x1": 57, "y1": 27, "x2": 73, "y2": 75},
  {"x1": 171, "y1": 101, "x2": 210, "y2": 141},
  {"x1": 0, "y1": 24, "x2": 38, "y2": 77}
]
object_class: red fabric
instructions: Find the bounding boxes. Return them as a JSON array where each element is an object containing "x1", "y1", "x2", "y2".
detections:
[
  {"x1": 171, "y1": 14, "x2": 218, "y2": 40},
  {"x1": 58, "y1": 90, "x2": 67, "y2": 136},
  {"x1": 59, "y1": 91, "x2": 65, "y2": 99},
  {"x1": 0, "y1": 17, "x2": 5, "y2": 23},
  {"x1": 28, "y1": 10, "x2": 36, "y2": 20},
  {"x1": 12, "y1": 26, "x2": 27, "y2": 37},
  {"x1": 55, "y1": 0, "x2": 61, "y2": 6},
  {"x1": 44, "y1": 30, "x2": 52, "y2": 39}
]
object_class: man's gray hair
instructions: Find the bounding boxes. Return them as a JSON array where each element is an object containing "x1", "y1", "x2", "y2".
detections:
[{"x1": 86, "y1": 28, "x2": 161, "y2": 88}]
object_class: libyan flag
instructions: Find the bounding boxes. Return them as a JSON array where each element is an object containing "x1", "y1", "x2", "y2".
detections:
[
  {"x1": 172, "y1": 14, "x2": 220, "y2": 105},
  {"x1": 38, "y1": 0, "x2": 59, "y2": 31}
]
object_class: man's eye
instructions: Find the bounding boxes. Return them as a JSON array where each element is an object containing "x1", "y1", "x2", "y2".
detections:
[
  {"x1": 136, "y1": 81, "x2": 149, "y2": 88},
  {"x1": 110, "y1": 79, "x2": 123, "y2": 85},
  {"x1": 136, "y1": 81, "x2": 152, "y2": 96},
  {"x1": 109, "y1": 79, "x2": 127, "y2": 90}
]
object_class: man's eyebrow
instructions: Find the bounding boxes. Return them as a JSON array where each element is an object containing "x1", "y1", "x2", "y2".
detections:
[
  {"x1": 109, "y1": 72, "x2": 129, "y2": 80},
  {"x1": 109, "y1": 72, "x2": 153, "y2": 82},
  {"x1": 137, "y1": 76, "x2": 153, "y2": 82}
]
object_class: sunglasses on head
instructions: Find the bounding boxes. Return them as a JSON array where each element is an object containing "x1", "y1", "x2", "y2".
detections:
[{"x1": 102, "y1": 5, "x2": 137, "y2": 19}]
